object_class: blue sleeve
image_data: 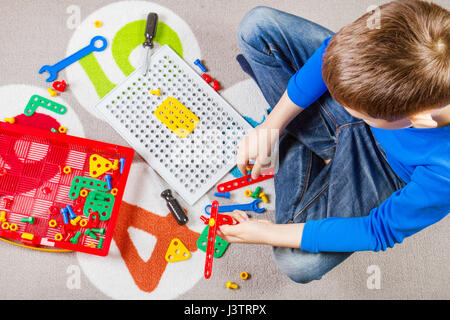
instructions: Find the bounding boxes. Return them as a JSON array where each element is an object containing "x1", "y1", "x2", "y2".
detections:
[
  {"x1": 300, "y1": 166, "x2": 450, "y2": 253},
  {"x1": 286, "y1": 37, "x2": 332, "y2": 108}
]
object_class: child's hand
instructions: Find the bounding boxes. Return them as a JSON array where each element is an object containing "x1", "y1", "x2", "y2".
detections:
[
  {"x1": 217, "y1": 210, "x2": 274, "y2": 245},
  {"x1": 217, "y1": 210, "x2": 305, "y2": 248},
  {"x1": 237, "y1": 122, "x2": 279, "y2": 179}
]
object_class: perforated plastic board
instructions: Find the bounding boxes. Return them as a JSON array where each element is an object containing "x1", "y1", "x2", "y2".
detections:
[
  {"x1": 0, "y1": 122, "x2": 134, "y2": 256},
  {"x1": 95, "y1": 45, "x2": 251, "y2": 205}
]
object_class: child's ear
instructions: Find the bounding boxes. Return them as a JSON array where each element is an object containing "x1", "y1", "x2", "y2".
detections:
[{"x1": 408, "y1": 111, "x2": 439, "y2": 128}]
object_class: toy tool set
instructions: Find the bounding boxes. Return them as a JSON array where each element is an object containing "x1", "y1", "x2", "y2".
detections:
[{"x1": 0, "y1": 122, "x2": 134, "y2": 256}]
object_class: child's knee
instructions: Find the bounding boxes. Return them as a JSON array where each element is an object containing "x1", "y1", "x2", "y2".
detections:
[
  {"x1": 272, "y1": 246, "x2": 323, "y2": 284},
  {"x1": 237, "y1": 6, "x2": 278, "y2": 48}
]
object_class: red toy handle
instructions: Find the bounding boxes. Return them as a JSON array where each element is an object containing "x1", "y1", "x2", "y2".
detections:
[
  {"x1": 216, "y1": 171, "x2": 274, "y2": 193},
  {"x1": 204, "y1": 201, "x2": 219, "y2": 279}
]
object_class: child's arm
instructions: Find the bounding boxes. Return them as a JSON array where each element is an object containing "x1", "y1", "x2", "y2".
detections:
[
  {"x1": 218, "y1": 210, "x2": 305, "y2": 248},
  {"x1": 237, "y1": 91, "x2": 304, "y2": 178}
]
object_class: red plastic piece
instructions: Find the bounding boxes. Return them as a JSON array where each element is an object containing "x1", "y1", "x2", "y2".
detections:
[
  {"x1": 3, "y1": 198, "x2": 12, "y2": 210},
  {"x1": 88, "y1": 212, "x2": 100, "y2": 228},
  {"x1": 202, "y1": 73, "x2": 212, "y2": 83},
  {"x1": 212, "y1": 80, "x2": 220, "y2": 91},
  {"x1": 52, "y1": 80, "x2": 67, "y2": 92},
  {"x1": 204, "y1": 200, "x2": 219, "y2": 279},
  {"x1": 203, "y1": 203, "x2": 238, "y2": 279},
  {"x1": 216, "y1": 172, "x2": 274, "y2": 193},
  {"x1": 200, "y1": 213, "x2": 233, "y2": 226}
]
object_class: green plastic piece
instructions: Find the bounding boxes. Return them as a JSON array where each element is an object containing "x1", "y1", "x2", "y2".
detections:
[
  {"x1": 251, "y1": 186, "x2": 261, "y2": 199},
  {"x1": 91, "y1": 228, "x2": 105, "y2": 235},
  {"x1": 51, "y1": 128, "x2": 58, "y2": 132},
  {"x1": 97, "y1": 237, "x2": 104, "y2": 249},
  {"x1": 197, "y1": 225, "x2": 229, "y2": 258},
  {"x1": 70, "y1": 231, "x2": 82, "y2": 244},
  {"x1": 69, "y1": 176, "x2": 109, "y2": 200},
  {"x1": 84, "y1": 228, "x2": 97, "y2": 240},
  {"x1": 24, "y1": 95, "x2": 67, "y2": 116},
  {"x1": 20, "y1": 217, "x2": 35, "y2": 224},
  {"x1": 83, "y1": 190, "x2": 115, "y2": 221}
]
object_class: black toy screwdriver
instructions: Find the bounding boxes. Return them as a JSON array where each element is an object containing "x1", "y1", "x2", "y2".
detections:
[
  {"x1": 143, "y1": 12, "x2": 158, "y2": 75},
  {"x1": 161, "y1": 189, "x2": 189, "y2": 225}
]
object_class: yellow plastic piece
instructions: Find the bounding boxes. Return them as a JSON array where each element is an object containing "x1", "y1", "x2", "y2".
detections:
[
  {"x1": 94, "y1": 20, "x2": 102, "y2": 28},
  {"x1": 89, "y1": 154, "x2": 114, "y2": 178},
  {"x1": 164, "y1": 238, "x2": 191, "y2": 262},
  {"x1": 79, "y1": 219, "x2": 88, "y2": 227},
  {"x1": 48, "y1": 88, "x2": 57, "y2": 97},
  {"x1": 209, "y1": 218, "x2": 215, "y2": 227},
  {"x1": 85, "y1": 241, "x2": 96, "y2": 248},
  {"x1": 111, "y1": 188, "x2": 118, "y2": 196},
  {"x1": 155, "y1": 97, "x2": 199, "y2": 138},
  {"x1": 1, "y1": 222, "x2": 9, "y2": 230},
  {"x1": 3, "y1": 117, "x2": 15, "y2": 124},
  {"x1": 54, "y1": 233, "x2": 63, "y2": 241},
  {"x1": 70, "y1": 216, "x2": 81, "y2": 226},
  {"x1": 9, "y1": 223, "x2": 18, "y2": 231},
  {"x1": 112, "y1": 159, "x2": 119, "y2": 170},
  {"x1": 259, "y1": 192, "x2": 269, "y2": 203},
  {"x1": 63, "y1": 166, "x2": 71, "y2": 174},
  {"x1": 240, "y1": 271, "x2": 249, "y2": 280},
  {"x1": 226, "y1": 281, "x2": 239, "y2": 289},
  {"x1": 244, "y1": 190, "x2": 252, "y2": 197},
  {"x1": 21, "y1": 233, "x2": 34, "y2": 241},
  {"x1": 0, "y1": 211, "x2": 6, "y2": 222},
  {"x1": 49, "y1": 219, "x2": 57, "y2": 228},
  {"x1": 150, "y1": 89, "x2": 161, "y2": 96},
  {"x1": 58, "y1": 126, "x2": 67, "y2": 134},
  {"x1": 80, "y1": 189, "x2": 89, "y2": 197}
]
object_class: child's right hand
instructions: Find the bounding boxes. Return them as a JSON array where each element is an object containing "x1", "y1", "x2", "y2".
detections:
[{"x1": 237, "y1": 122, "x2": 279, "y2": 179}]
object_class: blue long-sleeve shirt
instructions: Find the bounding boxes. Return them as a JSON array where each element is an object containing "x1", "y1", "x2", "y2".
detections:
[{"x1": 287, "y1": 37, "x2": 450, "y2": 253}]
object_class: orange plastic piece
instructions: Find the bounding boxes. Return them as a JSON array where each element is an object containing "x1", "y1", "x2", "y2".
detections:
[
  {"x1": 89, "y1": 154, "x2": 114, "y2": 178},
  {"x1": 155, "y1": 97, "x2": 199, "y2": 138},
  {"x1": 164, "y1": 238, "x2": 191, "y2": 262}
]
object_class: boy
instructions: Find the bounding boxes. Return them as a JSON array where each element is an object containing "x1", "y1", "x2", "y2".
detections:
[{"x1": 217, "y1": 0, "x2": 449, "y2": 284}]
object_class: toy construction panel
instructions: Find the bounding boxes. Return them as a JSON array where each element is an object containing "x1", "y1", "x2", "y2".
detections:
[
  {"x1": 0, "y1": 125, "x2": 131, "y2": 255},
  {"x1": 95, "y1": 45, "x2": 251, "y2": 205}
]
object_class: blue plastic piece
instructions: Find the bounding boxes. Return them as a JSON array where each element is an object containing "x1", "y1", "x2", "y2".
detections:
[
  {"x1": 119, "y1": 158, "x2": 125, "y2": 174},
  {"x1": 39, "y1": 36, "x2": 108, "y2": 82},
  {"x1": 194, "y1": 59, "x2": 207, "y2": 72},
  {"x1": 60, "y1": 208, "x2": 69, "y2": 224},
  {"x1": 66, "y1": 205, "x2": 77, "y2": 220},
  {"x1": 214, "y1": 192, "x2": 230, "y2": 199},
  {"x1": 204, "y1": 199, "x2": 265, "y2": 215},
  {"x1": 105, "y1": 174, "x2": 112, "y2": 191}
]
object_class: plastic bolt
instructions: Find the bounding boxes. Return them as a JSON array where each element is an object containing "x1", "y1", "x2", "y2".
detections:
[
  {"x1": 194, "y1": 59, "x2": 207, "y2": 72},
  {"x1": 226, "y1": 281, "x2": 239, "y2": 290}
]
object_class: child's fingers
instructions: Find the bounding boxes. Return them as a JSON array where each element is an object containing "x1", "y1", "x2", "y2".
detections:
[
  {"x1": 251, "y1": 158, "x2": 263, "y2": 179},
  {"x1": 237, "y1": 137, "x2": 250, "y2": 175},
  {"x1": 229, "y1": 210, "x2": 250, "y2": 223}
]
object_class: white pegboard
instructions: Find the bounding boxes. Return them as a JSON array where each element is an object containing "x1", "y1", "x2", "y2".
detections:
[{"x1": 95, "y1": 45, "x2": 251, "y2": 205}]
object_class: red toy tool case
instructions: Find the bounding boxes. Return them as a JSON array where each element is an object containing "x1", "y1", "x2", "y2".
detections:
[{"x1": 0, "y1": 122, "x2": 134, "y2": 256}]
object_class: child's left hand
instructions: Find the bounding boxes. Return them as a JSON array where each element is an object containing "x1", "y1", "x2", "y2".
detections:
[
  {"x1": 217, "y1": 210, "x2": 304, "y2": 248},
  {"x1": 217, "y1": 210, "x2": 275, "y2": 245}
]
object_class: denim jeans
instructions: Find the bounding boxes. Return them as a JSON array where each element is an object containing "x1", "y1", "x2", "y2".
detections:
[{"x1": 237, "y1": 6, "x2": 406, "y2": 283}]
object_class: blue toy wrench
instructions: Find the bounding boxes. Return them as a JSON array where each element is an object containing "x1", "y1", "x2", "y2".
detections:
[
  {"x1": 204, "y1": 199, "x2": 265, "y2": 215},
  {"x1": 39, "y1": 35, "x2": 108, "y2": 82}
]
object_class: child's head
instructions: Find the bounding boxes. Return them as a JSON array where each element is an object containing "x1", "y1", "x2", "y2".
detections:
[{"x1": 322, "y1": 0, "x2": 449, "y2": 129}]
